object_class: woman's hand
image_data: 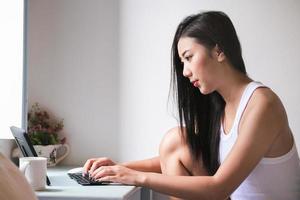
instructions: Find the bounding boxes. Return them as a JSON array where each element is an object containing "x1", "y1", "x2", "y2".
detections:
[
  {"x1": 83, "y1": 157, "x2": 116, "y2": 175},
  {"x1": 90, "y1": 165, "x2": 145, "y2": 185}
]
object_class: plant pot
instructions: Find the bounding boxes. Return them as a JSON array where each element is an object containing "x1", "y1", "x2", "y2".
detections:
[{"x1": 12, "y1": 144, "x2": 70, "y2": 167}]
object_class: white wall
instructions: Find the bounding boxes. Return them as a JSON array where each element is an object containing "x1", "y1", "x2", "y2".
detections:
[
  {"x1": 28, "y1": 0, "x2": 300, "y2": 167},
  {"x1": 28, "y1": 0, "x2": 120, "y2": 164}
]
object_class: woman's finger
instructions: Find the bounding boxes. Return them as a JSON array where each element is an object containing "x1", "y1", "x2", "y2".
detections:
[
  {"x1": 82, "y1": 158, "x2": 96, "y2": 174},
  {"x1": 92, "y1": 166, "x2": 114, "y2": 179},
  {"x1": 89, "y1": 157, "x2": 115, "y2": 174},
  {"x1": 89, "y1": 160, "x2": 103, "y2": 174}
]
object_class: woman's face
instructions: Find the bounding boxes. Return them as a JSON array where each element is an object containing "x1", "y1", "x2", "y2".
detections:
[{"x1": 177, "y1": 37, "x2": 220, "y2": 95}]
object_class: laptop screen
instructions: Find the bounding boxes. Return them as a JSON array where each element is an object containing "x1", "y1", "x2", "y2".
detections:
[{"x1": 10, "y1": 126, "x2": 51, "y2": 185}]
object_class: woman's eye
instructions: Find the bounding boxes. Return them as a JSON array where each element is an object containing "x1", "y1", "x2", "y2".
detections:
[{"x1": 185, "y1": 55, "x2": 192, "y2": 61}]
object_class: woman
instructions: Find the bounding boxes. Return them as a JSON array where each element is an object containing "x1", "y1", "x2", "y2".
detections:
[{"x1": 83, "y1": 11, "x2": 300, "y2": 200}]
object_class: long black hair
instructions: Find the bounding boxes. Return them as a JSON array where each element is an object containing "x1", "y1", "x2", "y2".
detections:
[{"x1": 171, "y1": 11, "x2": 247, "y2": 175}]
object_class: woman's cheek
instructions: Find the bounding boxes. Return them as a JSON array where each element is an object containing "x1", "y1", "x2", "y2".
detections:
[{"x1": 194, "y1": 54, "x2": 208, "y2": 71}]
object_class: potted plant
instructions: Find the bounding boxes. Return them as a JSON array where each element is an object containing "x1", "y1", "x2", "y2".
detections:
[
  {"x1": 13, "y1": 103, "x2": 70, "y2": 167},
  {"x1": 27, "y1": 103, "x2": 65, "y2": 146}
]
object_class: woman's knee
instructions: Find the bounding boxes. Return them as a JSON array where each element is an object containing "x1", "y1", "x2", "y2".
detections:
[
  {"x1": 159, "y1": 126, "x2": 209, "y2": 176},
  {"x1": 159, "y1": 126, "x2": 184, "y2": 159}
]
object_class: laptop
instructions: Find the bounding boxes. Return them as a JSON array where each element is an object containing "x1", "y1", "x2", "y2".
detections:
[
  {"x1": 10, "y1": 126, "x2": 108, "y2": 186},
  {"x1": 10, "y1": 126, "x2": 51, "y2": 185}
]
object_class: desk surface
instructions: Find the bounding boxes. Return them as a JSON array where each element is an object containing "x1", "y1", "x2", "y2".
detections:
[{"x1": 36, "y1": 166, "x2": 141, "y2": 200}]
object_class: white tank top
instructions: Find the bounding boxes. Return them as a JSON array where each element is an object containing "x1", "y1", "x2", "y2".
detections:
[{"x1": 219, "y1": 81, "x2": 300, "y2": 200}]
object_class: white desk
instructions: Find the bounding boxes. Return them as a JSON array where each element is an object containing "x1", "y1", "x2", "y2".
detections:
[{"x1": 36, "y1": 166, "x2": 142, "y2": 200}]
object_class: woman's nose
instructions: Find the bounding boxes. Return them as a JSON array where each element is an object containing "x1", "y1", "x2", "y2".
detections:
[{"x1": 183, "y1": 66, "x2": 192, "y2": 78}]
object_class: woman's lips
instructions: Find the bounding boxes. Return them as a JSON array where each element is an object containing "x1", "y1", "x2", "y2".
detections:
[{"x1": 192, "y1": 80, "x2": 199, "y2": 87}]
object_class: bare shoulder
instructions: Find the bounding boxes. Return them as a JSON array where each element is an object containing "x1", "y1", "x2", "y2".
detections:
[
  {"x1": 251, "y1": 87, "x2": 281, "y2": 106},
  {"x1": 246, "y1": 87, "x2": 287, "y2": 122},
  {"x1": 238, "y1": 86, "x2": 294, "y2": 157},
  {"x1": 240, "y1": 87, "x2": 288, "y2": 141}
]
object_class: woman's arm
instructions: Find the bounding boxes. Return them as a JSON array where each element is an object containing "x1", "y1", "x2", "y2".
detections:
[
  {"x1": 121, "y1": 156, "x2": 161, "y2": 173},
  {"x1": 84, "y1": 156, "x2": 161, "y2": 174},
  {"x1": 92, "y1": 89, "x2": 285, "y2": 200}
]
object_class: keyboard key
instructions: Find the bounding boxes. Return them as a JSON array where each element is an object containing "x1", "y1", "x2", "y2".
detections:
[{"x1": 68, "y1": 173, "x2": 110, "y2": 185}]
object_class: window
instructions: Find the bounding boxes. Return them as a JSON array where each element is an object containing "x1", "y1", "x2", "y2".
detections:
[{"x1": 0, "y1": 0, "x2": 25, "y2": 139}]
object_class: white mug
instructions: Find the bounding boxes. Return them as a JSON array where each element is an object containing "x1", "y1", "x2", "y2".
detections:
[{"x1": 19, "y1": 157, "x2": 47, "y2": 191}]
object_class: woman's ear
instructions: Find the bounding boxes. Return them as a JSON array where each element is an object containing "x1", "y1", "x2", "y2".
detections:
[{"x1": 214, "y1": 44, "x2": 225, "y2": 62}]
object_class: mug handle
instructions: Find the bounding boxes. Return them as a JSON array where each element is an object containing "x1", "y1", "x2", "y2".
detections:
[
  {"x1": 20, "y1": 161, "x2": 30, "y2": 174},
  {"x1": 12, "y1": 147, "x2": 22, "y2": 158},
  {"x1": 56, "y1": 144, "x2": 70, "y2": 164}
]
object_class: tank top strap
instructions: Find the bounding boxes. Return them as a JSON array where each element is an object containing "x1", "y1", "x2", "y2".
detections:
[{"x1": 232, "y1": 81, "x2": 267, "y2": 132}]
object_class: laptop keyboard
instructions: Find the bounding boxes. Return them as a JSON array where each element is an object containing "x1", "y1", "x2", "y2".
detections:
[{"x1": 68, "y1": 173, "x2": 110, "y2": 185}]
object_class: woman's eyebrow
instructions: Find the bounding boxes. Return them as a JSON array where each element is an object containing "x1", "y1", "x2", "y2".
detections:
[
  {"x1": 181, "y1": 50, "x2": 189, "y2": 58},
  {"x1": 179, "y1": 50, "x2": 190, "y2": 62}
]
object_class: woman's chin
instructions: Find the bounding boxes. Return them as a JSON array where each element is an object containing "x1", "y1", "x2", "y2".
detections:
[{"x1": 199, "y1": 87, "x2": 211, "y2": 95}]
